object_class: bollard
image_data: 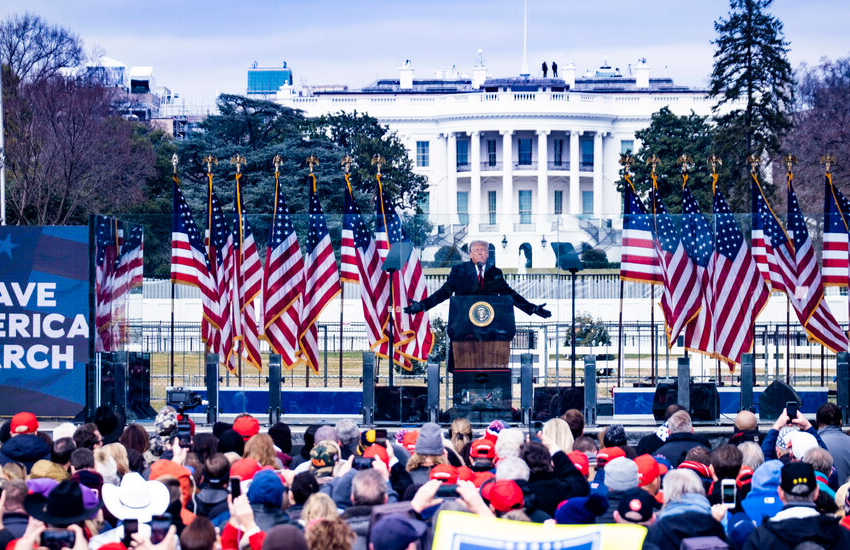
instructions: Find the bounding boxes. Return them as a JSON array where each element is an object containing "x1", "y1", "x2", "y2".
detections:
[
  {"x1": 268, "y1": 354, "x2": 282, "y2": 425},
  {"x1": 427, "y1": 359, "x2": 440, "y2": 424},
  {"x1": 740, "y1": 354, "x2": 754, "y2": 412},
  {"x1": 838, "y1": 352, "x2": 849, "y2": 425},
  {"x1": 520, "y1": 353, "x2": 533, "y2": 425},
  {"x1": 678, "y1": 357, "x2": 691, "y2": 414},
  {"x1": 362, "y1": 352, "x2": 376, "y2": 425},
  {"x1": 584, "y1": 355, "x2": 597, "y2": 427},
  {"x1": 205, "y1": 354, "x2": 219, "y2": 425}
]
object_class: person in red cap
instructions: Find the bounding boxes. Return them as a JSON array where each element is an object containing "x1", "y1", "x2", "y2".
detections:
[
  {"x1": 634, "y1": 454, "x2": 667, "y2": 497},
  {"x1": 0, "y1": 412, "x2": 49, "y2": 472},
  {"x1": 568, "y1": 451, "x2": 591, "y2": 480},
  {"x1": 468, "y1": 438, "x2": 496, "y2": 472},
  {"x1": 232, "y1": 415, "x2": 260, "y2": 442},
  {"x1": 481, "y1": 479, "x2": 524, "y2": 517},
  {"x1": 429, "y1": 464, "x2": 459, "y2": 484}
]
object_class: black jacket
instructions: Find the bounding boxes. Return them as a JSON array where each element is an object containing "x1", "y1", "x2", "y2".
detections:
[
  {"x1": 514, "y1": 479, "x2": 552, "y2": 523},
  {"x1": 341, "y1": 505, "x2": 373, "y2": 550},
  {"x1": 192, "y1": 485, "x2": 229, "y2": 522},
  {"x1": 645, "y1": 511, "x2": 728, "y2": 549},
  {"x1": 526, "y1": 450, "x2": 590, "y2": 516},
  {"x1": 596, "y1": 489, "x2": 627, "y2": 524},
  {"x1": 636, "y1": 433, "x2": 665, "y2": 456},
  {"x1": 742, "y1": 511, "x2": 850, "y2": 550},
  {"x1": 653, "y1": 433, "x2": 711, "y2": 467},
  {"x1": 0, "y1": 434, "x2": 49, "y2": 471},
  {"x1": 420, "y1": 261, "x2": 537, "y2": 314},
  {"x1": 250, "y1": 503, "x2": 290, "y2": 533}
]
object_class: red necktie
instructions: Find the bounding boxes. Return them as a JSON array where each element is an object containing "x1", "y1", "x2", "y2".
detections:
[{"x1": 478, "y1": 267, "x2": 484, "y2": 290}]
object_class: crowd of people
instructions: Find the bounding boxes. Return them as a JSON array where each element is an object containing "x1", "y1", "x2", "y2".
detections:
[{"x1": 1, "y1": 402, "x2": 850, "y2": 549}]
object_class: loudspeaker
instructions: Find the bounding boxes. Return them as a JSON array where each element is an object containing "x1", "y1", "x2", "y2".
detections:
[
  {"x1": 532, "y1": 386, "x2": 584, "y2": 421},
  {"x1": 759, "y1": 380, "x2": 802, "y2": 420},
  {"x1": 375, "y1": 386, "x2": 429, "y2": 423},
  {"x1": 128, "y1": 352, "x2": 156, "y2": 419},
  {"x1": 690, "y1": 383, "x2": 720, "y2": 421},
  {"x1": 652, "y1": 384, "x2": 679, "y2": 421}
]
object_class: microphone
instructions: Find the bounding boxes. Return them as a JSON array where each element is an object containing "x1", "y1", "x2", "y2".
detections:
[{"x1": 476, "y1": 262, "x2": 484, "y2": 270}]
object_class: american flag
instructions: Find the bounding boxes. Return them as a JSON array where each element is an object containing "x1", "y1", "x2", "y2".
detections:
[
  {"x1": 681, "y1": 187, "x2": 715, "y2": 357},
  {"x1": 787, "y1": 177, "x2": 848, "y2": 353},
  {"x1": 651, "y1": 188, "x2": 701, "y2": 347},
  {"x1": 300, "y1": 178, "x2": 341, "y2": 372},
  {"x1": 620, "y1": 179, "x2": 663, "y2": 285},
  {"x1": 205, "y1": 188, "x2": 235, "y2": 371},
  {"x1": 712, "y1": 187, "x2": 769, "y2": 367},
  {"x1": 111, "y1": 223, "x2": 144, "y2": 348},
  {"x1": 95, "y1": 216, "x2": 120, "y2": 353},
  {"x1": 823, "y1": 175, "x2": 850, "y2": 287},
  {"x1": 230, "y1": 176, "x2": 263, "y2": 371},
  {"x1": 263, "y1": 173, "x2": 306, "y2": 368},
  {"x1": 342, "y1": 183, "x2": 390, "y2": 352},
  {"x1": 374, "y1": 176, "x2": 434, "y2": 368},
  {"x1": 751, "y1": 176, "x2": 795, "y2": 294}
]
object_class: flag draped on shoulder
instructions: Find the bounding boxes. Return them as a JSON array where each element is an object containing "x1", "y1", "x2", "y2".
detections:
[
  {"x1": 342, "y1": 176, "x2": 390, "y2": 353},
  {"x1": 374, "y1": 175, "x2": 433, "y2": 369},
  {"x1": 263, "y1": 169, "x2": 306, "y2": 368},
  {"x1": 651, "y1": 175, "x2": 701, "y2": 347},
  {"x1": 680, "y1": 186, "x2": 715, "y2": 357},
  {"x1": 300, "y1": 175, "x2": 341, "y2": 373},
  {"x1": 823, "y1": 174, "x2": 850, "y2": 287},
  {"x1": 620, "y1": 178, "x2": 662, "y2": 284},
  {"x1": 230, "y1": 174, "x2": 262, "y2": 371},
  {"x1": 205, "y1": 183, "x2": 235, "y2": 370},
  {"x1": 711, "y1": 182, "x2": 769, "y2": 367}
]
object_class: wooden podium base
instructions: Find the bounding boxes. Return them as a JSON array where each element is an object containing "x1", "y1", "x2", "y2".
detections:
[{"x1": 453, "y1": 340, "x2": 510, "y2": 370}]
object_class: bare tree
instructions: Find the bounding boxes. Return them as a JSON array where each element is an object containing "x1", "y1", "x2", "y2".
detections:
[{"x1": 0, "y1": 13, "x2": 84, "y2": 84}]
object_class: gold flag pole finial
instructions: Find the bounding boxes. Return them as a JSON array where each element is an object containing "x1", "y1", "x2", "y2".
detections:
[
  {"x1": 677, "y1": 154, "x2": 693, "y2": 174},
  {"x1": 783, "y1": 154, "x2": 798, "y2": 175},
  {"x1": 747, "y1": 154, "x2": 760, "y2": 174},
  {"x1": 341, "y1": 155, "x2": 352, "y2": 174},
  {"x1": 371, "y1": 154, "x2": 385, "y2": 175},
  {"x1": 230, "y1": 154, "x2": 246, "y2": 174},
  {"x1": 646, "y1": 154, "x2": 660, "y2": 176},
  {"x1": 306, "y1": 155, "x2": 319, "y2": 174},
  {"x1": 821, "y1": 154, "x2": 836, "y2": 176},
  {"x1": 707, "y1": 154, "x2": 722, "y2": 176},
  {"x1": 172, "y1": 153, "x2": 178, "y2": 175},
  {"x1": 203, "y1": 155, "x2": 218, "y2": 175},
  {"x1": 619, "y1": 154, "x2": 634, "y2": 177},
  {"x1": 273, "y1": 154, "x2": 282, "y2": 173}
]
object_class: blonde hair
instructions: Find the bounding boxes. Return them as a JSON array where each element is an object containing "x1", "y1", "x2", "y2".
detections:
[
  {"x1": 302, "y1": 492, "x2": 339, "y2": 523},
  {"x1": 542, "y1": 418, "x2": 574, "y2": 453},
  {"x1": 405, "y1": 452, "x2": 447, "y2": 472},
  {"x1": 450, "y1": 418, "x2": 473, "y2": 455},
  {"x1": 244, "y1": 434, "x2": 278, "y2": 467},
  {"x1": 101, "y1": 443, "x2": 130, "y2": 476}
]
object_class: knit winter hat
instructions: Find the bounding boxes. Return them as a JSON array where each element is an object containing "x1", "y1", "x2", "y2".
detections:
[
  {"x1": 603, "y1": 424, "x2": 627, "y2": 447},
  {"x1": 554, "y1": 493, "x2": 608, "y2": 524},
  {"x1": 414, "y1": 423, "x2": 444, "y2": 455},
  {"x1": 604, "y1": 457, "x2": 639, "y2": 492},
  {"x1": 484, "y1": 420, "x2": 507, "y2": 442}
]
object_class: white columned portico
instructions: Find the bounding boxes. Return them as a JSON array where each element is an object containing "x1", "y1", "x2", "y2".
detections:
[
  {"x1": 569, "y1": 130, "x2": 580, "y2": 215},
  {"x1": 536, "y1": 129, "x2": 549, "y2": 231},
  {"x1": 469, "y1": 130, "x2": 481, "y2": 229},
  {"x1": 593, "y1": 131, "x2": 603, "y2": 216},
  {"x1": 447, "y1": 132, "x2": 457, "y2": 223},
  {"x1": 500, "y1": 130, "x2": 514, "y2": 228}
]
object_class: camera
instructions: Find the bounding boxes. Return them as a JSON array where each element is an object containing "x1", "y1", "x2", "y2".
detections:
[{"x1": 166, "y1": 388, "x2": 202, "y2": 411}]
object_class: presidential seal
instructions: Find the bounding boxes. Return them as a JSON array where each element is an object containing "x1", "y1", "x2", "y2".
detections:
[{"x1": 469, "y1": 301, "x2": 495, "y2": 327}]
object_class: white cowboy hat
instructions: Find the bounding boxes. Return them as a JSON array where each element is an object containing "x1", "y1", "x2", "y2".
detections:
[{"x1": 101, "y1": 472, "x2": 170, "y2": 522}]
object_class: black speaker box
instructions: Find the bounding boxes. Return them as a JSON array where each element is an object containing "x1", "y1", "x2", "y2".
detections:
[
  {"x1": 375, "y1": 386, "x2": 428, "y2": 423},
  {"x1": 532, "y1": 386, "x2": 584, "y2": 421},
  {"x1": 652, "y1": 383, "x2": 679, "y2": 421},
  {"x1": 759, "y1": 380, "x2": 802, "y2": 421},
  {"x1": 690, "y1": 383, "x2": 720, "y2": 421}
]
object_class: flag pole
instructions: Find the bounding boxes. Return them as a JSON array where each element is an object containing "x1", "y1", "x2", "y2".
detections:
[
  {"x1": 170, "y1": 154, "x2": 179, "y2": 386},
  {"x1": 340, "y1": 157, "x2": 353, "y2": 388},
  {"x1": 231, "y1": 154, "x2": 247, "y2": 382},
  {"x1": 646, "y1": 155, "x2": 661, "y2": 383},
  {"x1": 204, "y1": 155, "x2": 219, "y2": 357},
  {"x1": 617, "y1": 155, "x2": 634, "y2": 387},
  {"x1": 747, "y1": 155, "x2": 761, "y2": 382},
  {"x1": 784, "y1": 161, "x2": 796, "y2": 383}
]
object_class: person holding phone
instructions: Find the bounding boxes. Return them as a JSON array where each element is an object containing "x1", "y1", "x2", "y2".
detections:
[
  {"x1": 89, "y1": 472, "x2": 171, "y2": 549},
  {"x1": 760, "y1": 404, "x2": 829, "y2": 461}
]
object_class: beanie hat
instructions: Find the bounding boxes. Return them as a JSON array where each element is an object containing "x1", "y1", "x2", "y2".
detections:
[
  {"x1": 568, "y1": 451, "x2": 590, "y2": 477},
  {"x1": 212, "y1": 422, "x2": 233, "y2": 439},
  {"x1": 414, "y1": 423, "x2": 444, "y2": 456},
  {"x1": 597, "y1": 446, "x2": 626, "y2": 468},
  {"x1": 484, "y1": 420, "x2": 507, "y2": 443},
  {"x1": 554, "y1": 493, "x2": 608, "y2": 525},
  {"x1": 604, "y1": 457, "x2": 639, "y2": 492},
  {"x1": 603, "y1": 424, "x2": 627, "y2": 447},
  {"x1": 247, "y1": 469, "x2": 285, "y2": 508},
  {"x1": 268, "y1": 422, "x2": 292, "y2": 454},
  {"x1": 429, "y1": 464, "x2": 458, "y2": 484},
  {"x1": 11, "y1": 412, "x2": 39, "y2": 435},
  {"x1": 233, "y1": 416, "x2": 260, "y2": 442},
  {"x1": 217, "y1": 429, "x2": 245, "y2": 456},
  {"x1": 154, "y1": 407, "x2": 177, "y2": 436}
]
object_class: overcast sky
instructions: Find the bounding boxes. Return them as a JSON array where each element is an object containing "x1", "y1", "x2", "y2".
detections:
[{"x1": 6, "y1": 0, "x2": 850, "y2": 103}]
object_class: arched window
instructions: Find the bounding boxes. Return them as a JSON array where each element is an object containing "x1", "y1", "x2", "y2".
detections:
[
  {"x1": 519, "y1": 242, "x2": 532, "y2": 269},
  {"x1": 487, "y1": 243, "x2": 496, "y2": 268}
]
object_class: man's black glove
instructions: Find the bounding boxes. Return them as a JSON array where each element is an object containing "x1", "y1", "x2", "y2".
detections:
[
  {"x1": 404, "y1": 301, "x2": 424, "y2": 315},
  {"x1": 532, "y1": 303, "x2": 552, "y2": 318}
]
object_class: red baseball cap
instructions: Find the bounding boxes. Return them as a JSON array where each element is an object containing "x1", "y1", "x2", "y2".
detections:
[
  {"x1": 230, "y1": 458, "x2": 262, "y2": 481},
  {"x1": 472, "y1": 471, "x2": 496, "y2": 488},
  {"x1": 597, "y1": 447, "x2": 626, "y2": 467},
  {"x1": 634, "y1": 455, "x2": 666, "y2": 487},
  {"x1": 470, "y1": 437, "x2": 496, "y2": 460},
  {"x1": 233, "y1": 416, "x2": 260, "y2": 441},
  {"x1": 363, "y1": 444, "x2": 390, "y2": 469},
  {"x1": 567, "y1": 451, "x2": 590, "y2": 477},
  {"x1": 482, "y1": 479, "x2": 524, "y2": 513},
  {"x1": 457, "y1": 466, "x2": 475, "y2": 482},
  {"x1": 10, "y1": 412, "x2": 38, "y2": 435},
  {"x1": 402, "y1": 431, "x2": 419, "y2": 452},
  {"x1": 429, "y1": 464, "x2": 458, "y2": 484}
]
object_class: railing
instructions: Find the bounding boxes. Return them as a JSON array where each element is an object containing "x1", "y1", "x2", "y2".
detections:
[
  {"x1": 481, "y1": 161, "x2": 502, "y2": 171},
  {"x1": 514, "y1": 160, "x2": 537, "y2": 170},
  {"x1": 548, "y1": 160, "x2": 570, "y2": 170},
  {"x1": 457, "y1": 163, "x2": 471, "y2": 172}
]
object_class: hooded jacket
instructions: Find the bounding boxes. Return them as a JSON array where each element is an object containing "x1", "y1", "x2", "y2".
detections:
[
  {"x1": 526, "y1": 450, "x2": 590, "y2": 517},
  {"x1": 513, "y1": 479, "x2": 552, "y2": 523},
  {"x1": 653, "y1": 433, "x2": 711, "y2": 467},
  {"x1": 0, "y1": 434, "x2": 49, "y2": 471},
  {"x1": 645, "y1": 494, "x2": 729, "y2": 549},
  {"x1": 742, "y1": 505, "x2": 850, "y2": 550}
]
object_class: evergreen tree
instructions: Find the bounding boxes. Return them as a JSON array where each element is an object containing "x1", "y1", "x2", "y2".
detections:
[{"x1": 710, "y1": 0, "x2": 793, "y2": 210}]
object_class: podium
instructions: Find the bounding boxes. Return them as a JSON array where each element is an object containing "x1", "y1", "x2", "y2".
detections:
[{"x1": 448, "y1": 296, "x2": 515, "y2": 422}]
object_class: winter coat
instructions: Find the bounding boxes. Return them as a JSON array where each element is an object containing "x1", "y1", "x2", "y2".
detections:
[
  {"x1": 596, "y1": 489, "x2": 627, "y2": 524},
  {"x1": 742, "y1": 504, "x2": 850, "y2": 550},
  {"x1": 646, "y1": 494, "x2": 728, "y2": 549},
  {"x1": 193, "y1": 485, "x2": 229, "y2": 526},
  {"x1": 818, "y1": 425, "x2": 850, "y2": 485},
  {"x1": 760, "y1": 426, "x2": 827, "y2": 461},
  {"x1": 526, "y1": 450, "x2": 590, "y2": 516},
  {"x1": 249, "y1": 502, "x2": 289, "y2": 533},
  {"x1": 0, "y1": 434, "x2": 49, "y2": 471},
  {"x1": 341, "y1": 505, "x2": 373, "y2": 550},
  {"x1": 514, "y1": 479, "x2": 552, "y2": 523},
  {"x1": 653, "y1": 432, "x2": 711, "y2": 467}
]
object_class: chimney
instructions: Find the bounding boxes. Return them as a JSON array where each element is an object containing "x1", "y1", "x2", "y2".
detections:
[
  {"x1": 635, "y1": 58, "x2": 650, "y2": 89},
  {"x1": 399, "y1": 59, "x2": 413, "y2": 90},
  {"x1": 472, "y1": 49, "x2": 487, "y2": 88},
  {"x1": 563, "y1": 62, "x2": 576, "y2": 89}
]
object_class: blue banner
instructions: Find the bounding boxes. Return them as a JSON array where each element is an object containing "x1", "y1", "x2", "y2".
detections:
[{"x1": 0, "y1": 226, "x2": 89, "y2": 416}]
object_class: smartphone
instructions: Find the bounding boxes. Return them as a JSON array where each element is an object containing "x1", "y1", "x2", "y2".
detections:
[
  {"x1": 122, "y1": 519, "x2": 139, "y2": 547},
  {"x1": 230, "y1": 477, "x2": 241, "y2": 498},
  {"x1": 721, "y1": 478, "x2": 737, "y2": 507},
  {"x1": 149, "y1": 514, "x2": 172, "y2": 544},
  {"x1": 373, "y1": 429, "x2": 388, "y2": 447},
  {"x1": 786, "y1": 401, "x2": 798, "y2": 421},
  {"x1": 436, "y1": 483, "x2": 459, "y2": 498},
  {"x1": 41, "y1": 530, "x2": 76, "y2": 550},
  {"x1": 352, "y1": 456, "x2": 374, "y2": 470}
]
